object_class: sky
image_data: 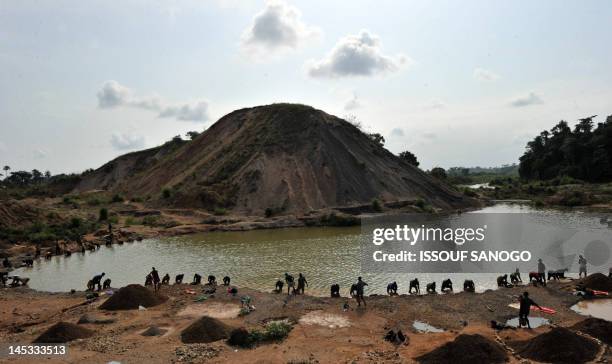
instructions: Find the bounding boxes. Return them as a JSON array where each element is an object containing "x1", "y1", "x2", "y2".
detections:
[{"x1": 1, "y1": 0, "x2": 611, "y2": 174}]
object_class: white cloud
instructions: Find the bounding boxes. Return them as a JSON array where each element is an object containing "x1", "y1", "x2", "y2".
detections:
[
  {"x1": 158, "y1": 101, "x2": 210, "y2": 122},
  {"x1": 241, "y1": 0, "x2": 320, "y2": 56},
  {"x1": 110, "y1": 133, "x2": 146, "y2": 151},
  {"x1": 96, "y1": 80, "x2": 210, "y2": 122},
  {"x1": 343, "y1": 93, "x2": 361, "y2": 111},
  {"x1": 308, "y1": 30, "x2": 409, "y2": 78},
  {"x1": 510, "y1": 92, "x2": 543, "y2": 107},
  {"x1": 390, "y1": 128, "x2": 405, "y2": 137},
  {"x1": 97, "y1": 80, "x2": 131, "y2": 108},
  {"x1": 473, "y1": 67, "x2": 500, "y2": 81},
  {"x1": 426, "y1": 99, "x2": 446, "y2": 110},
  {"x1": 33, "y1": 149, "x2": 46, "y2": 159}
]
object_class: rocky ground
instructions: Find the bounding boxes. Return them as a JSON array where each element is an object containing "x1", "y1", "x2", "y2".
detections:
[{"x1": 0, "y1": 278, "x2": 609, "y2": 363}]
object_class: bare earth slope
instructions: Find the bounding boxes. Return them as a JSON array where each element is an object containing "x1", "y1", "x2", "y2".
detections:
[{"x1": 75, "y1": 104, "x2": 474, "y2": 214}]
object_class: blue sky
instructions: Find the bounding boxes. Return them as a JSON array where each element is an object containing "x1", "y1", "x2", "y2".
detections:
[{"x1": 1, "y1": 0, "x2": 611, "y2": 174}]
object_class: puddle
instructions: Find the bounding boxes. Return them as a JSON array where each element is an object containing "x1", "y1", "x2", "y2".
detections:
[
  {"x1": 412, "y1": 321, "x2": 444, "y2": 333},
  {"x1": 299, "y1": 311, "x2": 350, "y2": 328},
  {"x1": 571, "y1": 299, "x2": 612, "y2": 321},
  {"x1": 505, "y1": 317, "x2": 549, "y2": 328},
  {"x1": 177, "y1": 302, "x2": 241, "y2": 319}
]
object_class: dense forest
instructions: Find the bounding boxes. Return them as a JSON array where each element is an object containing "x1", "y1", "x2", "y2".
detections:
[{"x1": 519, "y1": 115, "x2": 612, "y2": 182}]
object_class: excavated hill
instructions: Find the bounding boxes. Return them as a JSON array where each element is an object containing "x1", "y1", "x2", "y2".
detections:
[{"x1": 75, "y1": 104, "x2": 475, "y2": 215}]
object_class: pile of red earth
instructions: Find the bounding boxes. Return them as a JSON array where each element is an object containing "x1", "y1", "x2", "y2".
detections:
[
  {"x1": 99, "y1": 284, "x2": 167, "y2": 310},
  {"x1": 580, "y1": 273, "x2": 612, "y2": 291},
  {"x1": 181, "y1": 316, "x2": 233, "y2": 344},
  {"x1": 571, "y1": 318, "x2": 612, "y2": 346},
  {"x1": 416, "y1": 334, "x2": 508, "y2": 364},
  {"x1": 511, "y1": 327, "x2": 599, "y2": 364},
  {"x1": 33, "y1": 322, "x2": 93, "y2": 343}
]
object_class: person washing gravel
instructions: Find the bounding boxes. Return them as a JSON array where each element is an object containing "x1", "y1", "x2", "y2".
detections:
[{"x1": 518, "y1": 291, "x2": 543, "y2": 328}]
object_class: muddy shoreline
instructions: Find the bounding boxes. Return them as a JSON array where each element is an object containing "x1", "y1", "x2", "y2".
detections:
[{"x1": 0, "y1": 277, "x2": 609, "y2": 363}]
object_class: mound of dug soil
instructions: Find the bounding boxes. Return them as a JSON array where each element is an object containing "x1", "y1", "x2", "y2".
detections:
[
  {"x1": 75, "y1": 104, "x2": 476, "y2": 215},
  {"x1": 141, "y1": 325, "x2": 167, "y2": 337},
  {"x1": 228, "y1": 327, "x2": 250, "y2": 347},
  {"x1": 416, "y1": 334, "x2": 508, "y2": 364},
  {"x1": 33, "y1": 322, "x2": 93, "y2": 343},
  {"x1": 579, "y1": 273, "x2": 612, "y2": 291},
  {"x1": 571, "y1": 318, "x2": 612, "y2": 346},
  {"x1": 99, "y1": 284, "x2": 167, "y2": 310},
  {"x1": 511, "y1": 327, "x2": 598, "y2": 364},
  {"x1": 181, "y1": 316, "x2": 233, "y2": 344}
]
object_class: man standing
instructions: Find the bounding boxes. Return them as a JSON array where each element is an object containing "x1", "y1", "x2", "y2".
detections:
[
  {"x1": 355, "y1": 277, "x2": 368, "y2": 307},
  {"x1": 578, "y1": 255, "x2": 587, "y2": 278},
  {"x1": 297, "y1": 273, "x2": 308, "y2": 294},
  {"x1": 284, "y1": 273, "x2": 295, "y2": 295},
  {"x1": 150, "y1": 267, "x2": 161, "y2": 292},
  {"x1": 537, "y1": 259, "x2": 546, "y2": 286},
  {"x1": 518, "y1": 292, "x2": 543, "y2": 328}
]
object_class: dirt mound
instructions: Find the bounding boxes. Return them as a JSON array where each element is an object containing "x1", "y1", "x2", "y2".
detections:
[
  {"x1": 571, "y1": 318, "x2": 612, "y2": 345},
  {"x1": 416, "y1": 334, "x2": 508, "y2": 364},
  {"x1": 228, "y1": 327, "x2": 250, "y2": 347},
  {"x1": 33, "y1": 322, "x2": 93, "y2": 343},
  {"x1": 75, "y1": 104, "x2": 476, "y2": 215},
  {"x1": 141, "y1": 325, "x2": 167, "y2": 337},
  {"x1": 77, "y1": 313, "x2": 116, "y2": 324},
  {"x1": 99, "y1": 284, "x2": 167, "y2": 310},
  {"x1": 511, "y1": 327, "x2": 598, "y2": 364},
  {"x1": 180, "y1": 316, "x2": 233, "y2": 344},
  {"x1": 579, "y1": 273, "x2": 612, "y2": 291}
]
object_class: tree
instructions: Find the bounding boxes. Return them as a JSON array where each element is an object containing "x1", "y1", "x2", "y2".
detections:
[
  {"x1": 186, "y1": 131, "x2": 200, "y2": 140},
  {"x1": 368, "y1": 133, "x2": 385, "y2": 147},
  {"x1": 519, "y1": 114, "x2": 612, "y2": 182},
  {"x1": 430, "y1": 167, "x2": 447, "y2": 180},
  {"x1": 44, "y1": 170, "x2": 51, "y2": 179},
  {"x1": 5, "y1": 170, "x2": 32, "y2": 186},
  {"x1": 2, "y1": 165, "x2": 9, "y2": 179},
  {"x1": 31, "y1": 169, "x2": 43, "y2": 183},
  {"x1": 398, "y1": 151, "x2": 419, "y2": 167}
]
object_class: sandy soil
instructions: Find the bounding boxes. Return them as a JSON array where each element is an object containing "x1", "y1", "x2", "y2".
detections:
[{"x1": 0, "y1": 279, "x2": 609, "y2": 364}]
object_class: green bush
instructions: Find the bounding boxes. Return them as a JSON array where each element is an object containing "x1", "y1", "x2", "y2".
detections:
[
  {"x1": 463, "y1": 188, "x2": 478, "y2": 197},
  {"x1": 111, "y1": 194, "x2": 124, "y2": 203},
  {"x1": 371, "y1": 198, "x2": 382, "y2": 212},
  {"x1": 87, "y1": 198, "x2": 102, "y2": 206},
  {"x1": 415, "y1": 199, "x2": 426, "y2": 209},
  {"x1": 213, "y1": 207, "x2": 227, "y2": 216},
  {"x1": 98, "y1": 208, "x2": 108, "y2": 221},
  {"x1": 264, "y1": 321, "x2": 292, "y2": 341},
  {"x1": 69, "y1": 217, "x2": 82, "y2": 228},
  {"x1": 265, "y1": 208, "x2": 273, "y2": 218},
  {"x1": 162, "y1": 188, "x2": 171, "y2": 199},
  {"x1": 142, "y1": 215, "x2": 159, "y2": 226},
  {"x1": 319, "y1": 213, "x2": 359, "y2": 226}
]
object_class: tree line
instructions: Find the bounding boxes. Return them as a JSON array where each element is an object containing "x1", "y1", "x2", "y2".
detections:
[{"x1": 519, "y1": 115, "x2": 612, "y2": 182}]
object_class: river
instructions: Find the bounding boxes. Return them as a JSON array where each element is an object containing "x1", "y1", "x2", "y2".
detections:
[{"x1": 11, "y1": 203, "x2": 611, "y2": 295}]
